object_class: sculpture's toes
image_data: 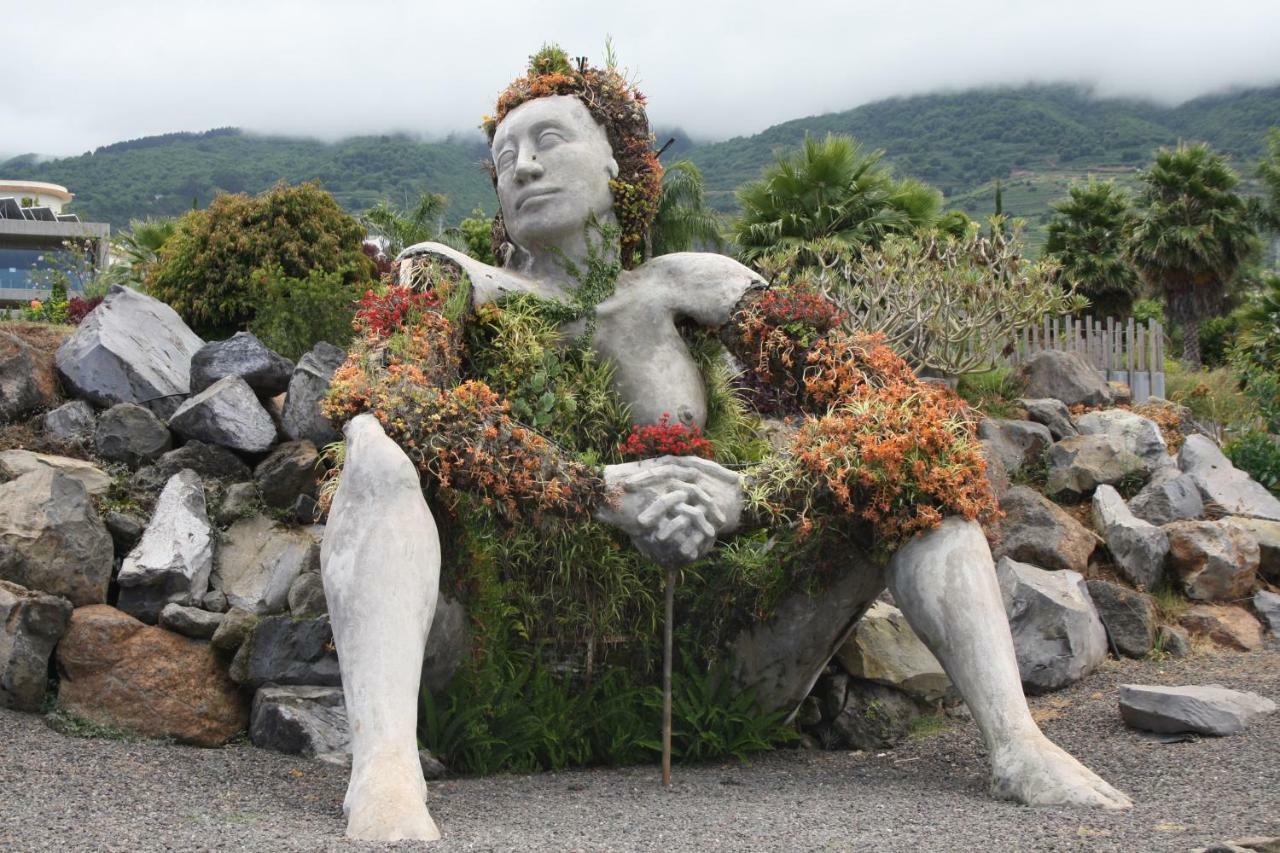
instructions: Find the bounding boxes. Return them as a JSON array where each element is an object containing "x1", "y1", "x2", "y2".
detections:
[
  {"x1": 345, "y1": 764, "x2": 441, "y2": 842},
  {"x1": 991, "y1": 733, "x2": 1132, "y2": 811}
]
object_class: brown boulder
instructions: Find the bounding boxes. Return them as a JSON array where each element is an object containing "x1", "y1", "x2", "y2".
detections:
[
  {"x1": 56, "y1": 605, "x2": 248, "y2": 745},
  {"x1": 1165, "y1": 520, "x2": 1259, "y2": 602},
  {"x1": 0, "y1": 330, "x2": 59, "y2": 422},
  {"x1": 1180, "y1": 604, "x2": 1264, "y2": 651}
]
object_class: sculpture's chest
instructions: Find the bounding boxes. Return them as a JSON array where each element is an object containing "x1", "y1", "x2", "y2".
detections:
[{"x1": 578, "y1": 288, "x2": 708, "y2": 429}]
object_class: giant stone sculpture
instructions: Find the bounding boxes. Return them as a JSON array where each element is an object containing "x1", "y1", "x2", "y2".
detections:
[{"x1": 321, "y1": 51, "x2": 1130, "y2": 843}]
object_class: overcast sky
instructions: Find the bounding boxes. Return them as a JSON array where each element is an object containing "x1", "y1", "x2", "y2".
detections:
[{"x1": 5, "y1": 0, "x2": 1280, "y2": 158}]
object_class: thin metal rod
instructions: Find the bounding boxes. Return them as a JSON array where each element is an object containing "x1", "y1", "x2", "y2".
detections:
[{"x1": 662, "y1": 564, "x2": 676, "y2": 788}]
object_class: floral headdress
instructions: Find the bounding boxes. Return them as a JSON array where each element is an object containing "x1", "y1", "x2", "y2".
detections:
[{"x1": 483, "y1": 44, "x2": 663, "y2": 268}]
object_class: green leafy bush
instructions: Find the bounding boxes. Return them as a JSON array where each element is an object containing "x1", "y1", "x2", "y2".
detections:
[
  {"x1": 1226, "y1": 431, "x2": 1280, "y2": 496},
  {"x1": 419, "y1": 649, "x2": 794, "y2": 776},
  {"x1": 145, "y1": 182, "x2": 373, "y2": 337},
  {"x1": 247, "y1": 266, "x2": 360, "y2": 360}
]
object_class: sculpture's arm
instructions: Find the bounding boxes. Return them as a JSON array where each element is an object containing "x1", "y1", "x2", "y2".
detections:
[{"x1": 323, "y1": 254, "x2": 609, "y2": 523}]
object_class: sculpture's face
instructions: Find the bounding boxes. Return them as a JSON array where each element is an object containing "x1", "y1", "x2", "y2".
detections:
[{"x1": 492, "y1": 95, "x2": 619, "y2": 249}]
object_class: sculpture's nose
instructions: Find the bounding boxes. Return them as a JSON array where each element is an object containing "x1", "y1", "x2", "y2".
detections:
[{"x1": 514, "y1": 150, "x2": 544, "y2": 183}]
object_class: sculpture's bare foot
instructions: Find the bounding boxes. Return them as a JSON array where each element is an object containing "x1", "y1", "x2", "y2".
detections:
[
  {"x1": 343, "y1": 755, "x2": 440, "y2": 842},
  {"x1": 990, "y1": 732, "x2": 1132, "y2": 810}
]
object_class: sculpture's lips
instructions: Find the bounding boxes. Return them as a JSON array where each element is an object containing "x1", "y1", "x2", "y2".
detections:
[{"x1": 516, "y1": 188, "x2": 560, "y2": 210}]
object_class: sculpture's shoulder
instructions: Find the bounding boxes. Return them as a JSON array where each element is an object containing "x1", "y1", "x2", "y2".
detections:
[
  {"x1": 627, "y1": 252, "x2": 766, "y2": 325},
  {"x1": 396, "y1": 241, "x2": 531, "y2": 306}
]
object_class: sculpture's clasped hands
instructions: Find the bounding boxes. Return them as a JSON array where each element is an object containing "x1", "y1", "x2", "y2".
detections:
[{"x1": 596, "y1": 456, "x2": 745, "y2": 567}]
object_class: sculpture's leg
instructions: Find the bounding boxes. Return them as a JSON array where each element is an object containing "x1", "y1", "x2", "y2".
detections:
[
  {"x1": 885, "y1": 517, "x2": 1131, "y2": 810},
  {"x1": 321, "y1": 414, "x2": 443, "y2": 841}
]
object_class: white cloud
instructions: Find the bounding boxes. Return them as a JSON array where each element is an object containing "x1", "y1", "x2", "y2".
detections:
[{"x1": 3, "y1": 0, "x2": 1279, "y2": 156}]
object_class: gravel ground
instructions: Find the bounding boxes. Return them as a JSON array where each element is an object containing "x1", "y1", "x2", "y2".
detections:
[{"x1": 2, "y1": 647, "x2": 1277, "y2": 853}]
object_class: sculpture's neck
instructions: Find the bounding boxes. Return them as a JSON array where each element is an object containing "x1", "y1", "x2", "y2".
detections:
[{"x1": 509, "y1": 218, "x2": 621, "y2": 300}]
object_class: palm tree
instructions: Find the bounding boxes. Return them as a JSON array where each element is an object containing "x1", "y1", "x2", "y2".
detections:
[
  {"x1": 731, "y1": 134, "x2": 939, "y2": 265},
  {"x1": 1127, "y1": 143, "x2": 1257, "y2": 367},
  {"x1": 649, "y1": 160, "x2": 724, "y2": 256},
  {"x1": 1259, "y1": 127, "x2": 1280, "y2": 232},
  {"x1": 1045, "y1": 180, "x2": 1139, "y2": 318},
  {"x1": 360, "y1": 191, "x2": 449, "y2": 256}
]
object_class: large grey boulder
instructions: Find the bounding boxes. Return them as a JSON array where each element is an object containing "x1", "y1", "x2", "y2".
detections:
[
  {"x1": 1128, "y1": 473, "x2": 1205, "y2": 526},
  {"x1": 94, "y1": 403, "x2": 173, "y2": 469},
  {"x1": 234, "y1": 614, "x2": 340, "y2": 687},
  {"x1": 1085, "y1": 579, "x2": 1158, "y2": 658},
  {"x1": 131, "y1": 441, "x2": 252, "y2": 494},
  {"x1": 159, "y1": 602, "x2": 225, "y2": 640},
  {"x1": 996, "y1": 557, "x2": 1107, "y2": 694},
  {"x1": 0, "y1": 579, "x2": 73, "y2": 711},
  {"x1": 1225, "y1": 517, "x2": 1280, "y2": 584},
  {"x1": 1076, "y1": 409, "x2": 1171, "y2": 472},
  {"x1": 1254, "y1": 590, "x2": 1280, "y2": 635},
  {"x1": 834, "y1": 601, "x2": 950, "y2": 703},
  {"x1": 54, "y1": 284, "x2": 204, "y2": 418},
  {"x1": 0, "y1": 331, "x2": 59, "y2": 422},
  {"x1": 253, "y1": 440, "x2": 321, "y2": 510},
  {"x1": 1165, "y1": 520, "x2": 1260, "y2": 602},
  {"x1": 42, "y1": 400, "x2": 95, "y2": 444},
  {"x1": 0, "y1": 469, "x2": 113, "y2": 606},
  {"x1": 977, "y1": 418, "x2": 1052, "y2": 475},
  {"x1": 421, "y1": 596, "x2": 469, "y2": 694},
  {"x1": 1091, "y1": 484, "x2": 1169, "y2": 589},
  {"x1": 287, "y1": 573, "x2": 328, "y2": 618},
  {"x1": 190, "y1": 332, "x2": 295, "y2": 397},
  {"x1": 1045, "y1": 434, "x2": 1145, "y2": 501},
  {"x1": 116, "y1": 470, "x2": 215, "y2": 623},
  {"x1": 168, "y1": 376, "x2": 278, "y2": 454},
  {"x1": 991, "y1": 486, "x2": 1097, "y2": 574},
  {"x1": 1017, "y1": 350, "x2": 1113, "y2": 407},
  {"x1": 826, "y1": 678, "x2": 922, "y2": 750},
  {"x1": 282, "y1": 342, "x2": 347, "y2": 446},
  {"x1": 250, "y1": 684, "x2": 350, "y2": 762},
  {"x1": 0, "y1": 450, "x2": 111, "y2": 497},
  {"x1": 979, "y1": 439, "x2": 1010, "y2": 500},
  {"x1": 213, "y1": 516, "x2": 322, "y2": 615},
  {"x1": 1018, "y1": 398, "x2": 1077, "y2": 441},
  {"x1": 1119, "y1": 684, "x2": 1276, "y2": 736},
  {"x1": 1179, "y1": 435, "x2": 1280, "y2": 521}
]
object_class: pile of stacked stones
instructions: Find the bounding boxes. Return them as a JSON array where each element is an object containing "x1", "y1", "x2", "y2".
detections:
[
  {"x1": 0, "y1": 285, "x2": 463, "y2": 766},
  {"x1": 2, "y1": 289, "x2": 1276, "y2": 761},
  {"x1": 797, "y1": 349, "x2": 1280, "y2": 749}
]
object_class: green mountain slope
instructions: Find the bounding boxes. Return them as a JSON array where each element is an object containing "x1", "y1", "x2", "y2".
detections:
[
  {"x1": 2, "y1": 128, "x2": 497, "y2": 228},
  {"x1": 4, "y1": 84, "x2": 1276, "y2": 245}
]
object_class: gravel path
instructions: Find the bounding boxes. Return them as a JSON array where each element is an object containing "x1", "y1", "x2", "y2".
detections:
[{"x1": 2, "y1": 648, "x2": 1277, "y2": 852}]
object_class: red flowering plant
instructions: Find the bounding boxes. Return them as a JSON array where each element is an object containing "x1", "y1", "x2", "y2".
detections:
[
  {"x1": 619, "y1": 413, "x2": 714, "y2": 460},
  {"x1": 66, "y1": 295, "x2": 103, "y2": 325},
  {"x1": 353, "y1": 285, "x2": 441, "y2": 338}
]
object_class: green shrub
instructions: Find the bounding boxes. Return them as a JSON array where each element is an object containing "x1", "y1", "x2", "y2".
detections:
[
  {"x1": 956, "y1": 366, "x2": 1026, "y2": 418},
  {"x1": 248, "y1": 265, "x2": 359, "y2": 360},
  {"x1": 1198, "y1": 312, "x2": 1241, "y2": 367},
  {"x1": 1164, "y1": 361, "x2": 1251, "y2": 429},
  {"x1": 419, "y1": 649, "x2": 794, "y2": 776},
  {"x1": 1131, "y1": 298, "x2": 1165, "y2": 325},
  {"x1": 145, "y1": 182, "x2": 373, "y2": 337},
  {"x1": 1226, "y1": 431, "x2": 1280, "y2": 496}
]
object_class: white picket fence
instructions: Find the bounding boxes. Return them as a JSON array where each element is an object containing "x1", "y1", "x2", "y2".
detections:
[{"x1": 1003, "y1": 315, "x2": 1166, "y2": 403}]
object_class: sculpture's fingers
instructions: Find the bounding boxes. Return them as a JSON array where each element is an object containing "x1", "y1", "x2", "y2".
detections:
[
  {"x1": 675, "y1": 503, "x2": 716, "y2": 538},
  {"x1": 621, "y1": 464, "x2": 699, "y2": 491},
  {"x1": 672, "y1": 483, "x2": 728, "y2": 526},
  {"x1": 671, "y1": 456, "x2": 743, "y2": 484},
  {"x1": 637, "y1": 489, "x2": 690, "y2": 526},
  {"x1": 677, "y1": 530, "x2": 703, "y2": 561},
  {"x1": 655, "y1": 514, "x2": 691, "y2": 542}
]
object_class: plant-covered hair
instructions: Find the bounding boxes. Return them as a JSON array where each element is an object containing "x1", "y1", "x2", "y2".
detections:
[{"x1": 483, "y1": 43, "x2": 662, "y2": 268}]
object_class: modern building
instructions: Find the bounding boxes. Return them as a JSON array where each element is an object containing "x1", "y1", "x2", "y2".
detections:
[{"x1": 0, "y1": 180, "x2": 109, "y2": 304}]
